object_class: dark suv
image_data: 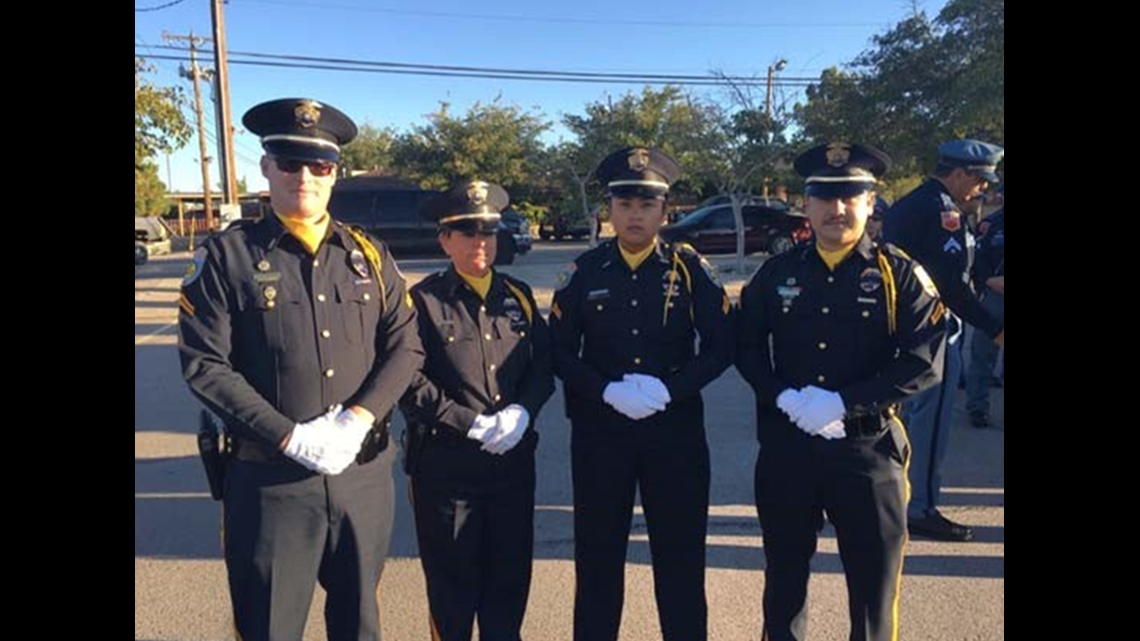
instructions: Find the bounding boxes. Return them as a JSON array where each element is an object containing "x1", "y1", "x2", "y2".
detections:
[
  {"x1": 328, "y1": 176, "x2": 442, "y2": 255},
  {"x1": 659, "y1": 202, "x2": 810, "y2": 255}
]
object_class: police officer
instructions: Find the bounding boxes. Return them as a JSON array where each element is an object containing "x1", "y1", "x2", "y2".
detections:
[
  {"x1": 966, "y1": 185, "x2": 1005, "y2": 428},
  {"x1": 738, "y1": 143, "x2": 946, "y2": 641},
  {"x1": 550, "y1": 147, "x2": 734, "y2": 641},
  {"x1": 883, "y1": 139, "x2": 1004, "y2": 541},
  {"x1": 400, "y1": 181, "x2": 554, "y2": 641},
  {"x1": 179, "y1": 98, "x2": 425, "y2": 641}
]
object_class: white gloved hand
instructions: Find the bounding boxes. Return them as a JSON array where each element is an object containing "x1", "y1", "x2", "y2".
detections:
[
  {"x1": 794, "y1": 386, "x2": 847, "y2": 436},
  {"x1": 623, "y1": 374, "x2": 672, "y2": 407},
  {"x1": 467, "y1": 414, "x2": 500, "y2": 445},
  {"x1": 776, "y1": 388, "x2": 810, "y2": 423},
  {"x1": 483, "y1": 404, "x2": 531, "y2": 455},
  {"x1": 283, "y1": 405, "x2": 348, "y2": 474},
  {"x1": 603, "y1": 381, "x2": 666, "y2": 420},
  {"x1": 315, "y1": 406, "x2": 377, "y2": 474},
  {"x1": 817, "y1": 420, "x2": 847, "y2": 440}
]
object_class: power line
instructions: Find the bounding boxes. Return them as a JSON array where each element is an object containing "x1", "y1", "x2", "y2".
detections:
[
  {"x1": 137, "y1": 50, "x2": 818, "y2": 88},
  {"x1": 135, "y1": 0, "x2": 186, "y2": 12},
  {"x1": 240, "y1": 0, "x2": 890, "y2": 30}
]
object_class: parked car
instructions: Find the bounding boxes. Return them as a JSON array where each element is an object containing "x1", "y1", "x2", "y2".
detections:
[
  {"x1": 539, "y1": 210, "x2": 594, "y2": 241},
  {"x1": 495, "y1": 208, "x2": 533, "y2": 265},
  {"x1": 135, "y1": 240, "x2": 148, "y2": 266},
  {"x1": 658, "y1": 203, "x2": 810, "y2": 255}
]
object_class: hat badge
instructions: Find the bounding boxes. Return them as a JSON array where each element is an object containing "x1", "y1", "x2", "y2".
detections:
[
  {"x1": 467, "y1": 181, "x2": 489, "y2": 206},
  {"x1": 294, "y1": 101, "x2": 322, "y2": 128},
  {"x1": 825, "y1": 143, "x2": 851, "y2": 167},
  {"x1": 628, "y1": 148, "x2": 650, "y2": 172}
]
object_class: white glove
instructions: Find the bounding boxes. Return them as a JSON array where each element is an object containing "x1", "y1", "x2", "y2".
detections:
[
  {"x1": 623, "y1": 374, "x2": 672, "y2": 407},
  {"x1": 817, "y1": 420, "x2": 847, "y2": 440},
  {"x1": 794, "y1": 386, "x2": 847, "y2": 436},
  {"x1": 603, "y1": 381, "x2": 666, "y2": 421},
  {"x1": 776, "y1": 388, "x2": 810, "y2": 423},
  {"x1": 467, "y1": 414, "x2": 500, "y2": 445},
  {"x1": 483, "y1": 404, "x2": 531, "y2": 455},
  {"x1": 284, "y1": 405, "x2": 352, "y2": 474}
]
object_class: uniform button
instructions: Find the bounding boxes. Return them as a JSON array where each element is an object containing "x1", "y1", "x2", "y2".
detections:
[
  {"x1": 597, "y1": 304, "x2": 604, "y2": 311},
  {"x1": 480, "y1": 305, "x2": 487, "y2": 313},
  {"x1": 862, "y1": 310, "x2": 871, "y2": 318},
  {"x1": 267, "y1": 300, "x2": 276, "y2": 309},
  {"x1": 634, "y1": 357, "x2": 642, "y2": 365},
  {"x1": 321, "y1": 329, "x2": 331, "y2": 338},
  {"x1": 317, "y1": 294, "x2": 327, "y2": 302},
  {"x1": 328, "y1": 404, "x2": 337, "y2": 412},
  {"x1": 313, "y1": 259, "x2": 320, "y2": 267},
  {"x1": 827, "y1": 276, "x2": 834, "y2": 283},
  {"x1": 821, "y1": 307, "x2": 830, "y2": 314},
  {"x1": 494, "y1": 394, "x2": 502, "y2": 402},
  {"x1": 363, "y1": 293, "x2": 371, "y2": 301},
  {"x1": 631, "y1": 299, "x2": 639, "y2": 307},
  {"x1": 632, "y1": 274, "x2": 639, "y2": 281},
  {"x1": 782, "y1": 307, "x2": 789, "y2": 314},
  {"x1": 489, "y1": 364, "x2": 497, "y2": 372},
  {"x1": 520, "y1": 331, "x2": 527, "y2": 338},
  {"x1": 632, "y1": 329, "x2": 640, "y2": 336},
  {"x1": 325, "y1": 368, "x2": 335, "y2": 378},
  {"x1": 818, "y1": 342, "x2": 828, "y2": 350},
  {"x1": 817, "y1": 375, "x2": 826, "y2": 383},
  {"x1": 485, "y1": 333, "x2": 492, "y2": 341},
  {"x1": 447, "y1": 336, "x2": 456, "y2": 343}
]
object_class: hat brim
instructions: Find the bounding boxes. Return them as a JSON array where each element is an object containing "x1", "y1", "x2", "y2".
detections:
[
  {"x1": 441, "y1": 218, "x2": 501, "y2": 234},
  {"x1": 971, "y1": 168, "x2": 1000, "y2": 184},
  {"x1": 608, "y1": 184, "x2": 669, "y2": 199},
  {"x1": 805, "y1": 182, "x2": 876, "y2": 199},
  {"x1": 263, "y1": 139, "x2": 340, "y2": 164}
]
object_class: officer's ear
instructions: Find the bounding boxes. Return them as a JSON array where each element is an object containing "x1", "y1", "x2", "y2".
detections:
[{"x1": 260, "y1": 155, "x2": 272, "y2": 178}]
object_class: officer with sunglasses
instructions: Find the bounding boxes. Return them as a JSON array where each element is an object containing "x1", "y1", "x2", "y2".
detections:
[
  {"x1": 399, "y1": 180, "x2": 554, "y2": 640},
  {"x1": 178, "y1": 97, "x2": 425, "y2": 641}
]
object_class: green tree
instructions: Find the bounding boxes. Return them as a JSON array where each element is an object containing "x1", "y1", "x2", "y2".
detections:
[
  {"x1": 135, "y1": 57, "x2": 189, "y2": 216},
  {"x1": 341, "y1": 124, "x2": 398, "y2": 174}
]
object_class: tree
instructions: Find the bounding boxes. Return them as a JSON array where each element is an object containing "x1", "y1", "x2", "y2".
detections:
[
  {"x1": 135, "y1": 57, "x2": 190, "y2": 216},
  {"x1": 392, "y1": 100, "x2": 550, "y2": 194},
  {"x1": 795, "y1": 0, "x2": 1004, "y2": 178},
  {"x1": 341, "y1": 124, "x2": 398, "y2": 174}
]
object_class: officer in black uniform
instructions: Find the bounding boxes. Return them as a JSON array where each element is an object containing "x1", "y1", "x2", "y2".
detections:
[
  {"x1": 738, "y1": 143, "x2": 946, "y2": 641},
  {"x1": 179, "y1": 98, "x2": 425, "y2": 641},
  {"x1": 400, "y1": 181, "x2": 554, "y2": 641},
  {"x1": 550, "y1": 147, "x2": 734, "y2": 641},
  {"x1": 965, "y1": 185, "x2": 1005, "y2": 427},
  {"x1": 882, "y1": 139, "x2": 1004, "y2": 541}
]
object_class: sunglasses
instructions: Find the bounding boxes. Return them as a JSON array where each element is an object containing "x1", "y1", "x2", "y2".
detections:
[{"x1": 271, "y1": 156, "x2": 336, "y2": 177}]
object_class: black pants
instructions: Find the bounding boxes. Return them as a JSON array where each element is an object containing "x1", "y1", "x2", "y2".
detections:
[
  {"x1": 755, "y1": 418, "x2": 909, "y2": 641},
  {"x1": 571, "y1": 400, "x2": 710, "y2": 641},
  {"x1": 411, "y1": 433, "x2": 537, "y2": 641},
  {"x1": 223, "y1": 447, "x2": 396, "y2": 641}
]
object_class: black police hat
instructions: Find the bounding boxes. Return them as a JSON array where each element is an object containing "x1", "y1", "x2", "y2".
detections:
[
  {"x1": 423, "y1": 180, "x2": 509, "y2": 233},
  {"x1": 595, "y1": 147, "x2": 682, "y2": 199},
  {"x1": 936, "y1": 139, "x2": 1003, "y2": 183},
  {"x1": 795, "y1": 142, "x2": 891, "y2": 199},
  {"x1": 242, "y1": 98, "x2": 358, "y2": 164}
]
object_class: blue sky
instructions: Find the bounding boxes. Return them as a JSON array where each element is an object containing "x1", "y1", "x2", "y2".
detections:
[{"x1": 135, "y1": 0, "x2": 949, "y2": 192}]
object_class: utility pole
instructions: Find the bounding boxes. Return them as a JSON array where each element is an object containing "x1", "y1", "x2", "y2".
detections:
[
  {"x1": 166, "y1": 31, "x2": 215, "y2": 232},
  {"x1": 210, "y1": 0, "x2": 239, "y2": 205}
]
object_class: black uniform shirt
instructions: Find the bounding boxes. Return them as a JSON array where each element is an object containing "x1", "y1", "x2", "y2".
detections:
[
  {"x1": 178, "y1": 215, "x2": 425, "y2": 447},
  {"x1": 401, "y1": 267, "x2": 554, "y2": 435},
  {"x1": 549, "y1": 239, "x2": 734, "y2": 411},
  {"x1": 738, "y1": 234, "x2": 946, "y2": 423}
]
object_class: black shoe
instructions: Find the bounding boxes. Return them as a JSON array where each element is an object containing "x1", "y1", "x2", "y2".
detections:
[
  {"x1": 969, "y1": 411, "x2": 990, "y2": 429},
  {"x1": 908, "y1": 511, "x2": 974, "y2": 542}
]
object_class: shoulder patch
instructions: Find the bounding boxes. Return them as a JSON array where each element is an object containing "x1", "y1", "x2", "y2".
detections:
[
  {"x1": 556, "y1": 262, "x2": 578, "y2": 291},
  {"x1": 182, "y1": 248, "x2": 207, "y2": 288}
]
